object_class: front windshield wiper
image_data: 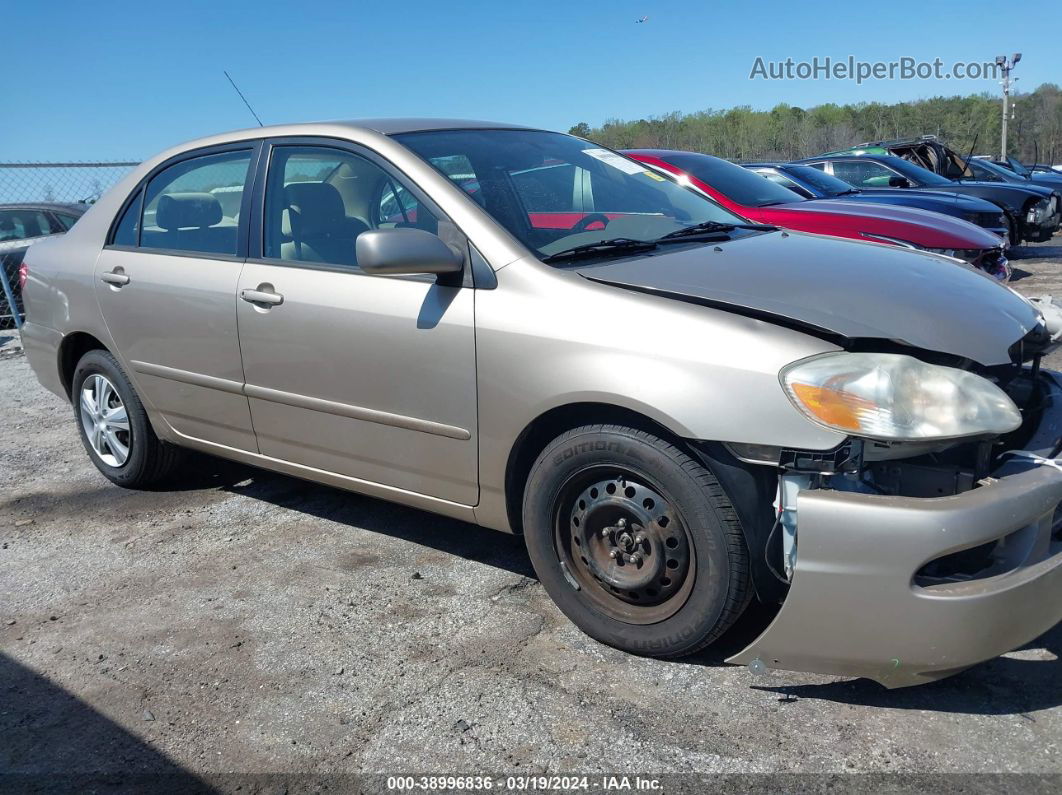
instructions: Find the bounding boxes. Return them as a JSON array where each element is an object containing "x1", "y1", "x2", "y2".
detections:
[
  {"x1": 657, "y1": 220, "x2": 777, "y2": 241},
  {"x1": 541, "y1": 237, "x2": 658, "y2": 264},
  {"x1": 833, "y1": 188, "x2": 860, "y2": 196}
]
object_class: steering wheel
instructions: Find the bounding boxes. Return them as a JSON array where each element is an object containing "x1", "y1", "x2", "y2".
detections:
[{"x1": 569, "y1": 213, "x2": 611, "y2": 233}]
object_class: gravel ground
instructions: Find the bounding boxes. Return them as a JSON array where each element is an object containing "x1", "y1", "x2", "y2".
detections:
[{"x1": 1, "y1": 242, "x2": 1061, "y2": 791}]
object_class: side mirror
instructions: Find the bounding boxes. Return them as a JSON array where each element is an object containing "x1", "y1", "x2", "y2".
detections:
[
  {"x1": 887, "y1": 176, "x2": 910, "y2": 188},
  {"x1": 356, "y1": 228, "x2": 464, "y2": 276}
]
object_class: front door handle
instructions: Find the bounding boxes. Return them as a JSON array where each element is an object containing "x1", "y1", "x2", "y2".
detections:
[
  {"x1": 100, "y1": 270, "x2": 130, "y2": 287},
  {"x1": 241, "y1": 287, "x2": 284, "y2": 306}
]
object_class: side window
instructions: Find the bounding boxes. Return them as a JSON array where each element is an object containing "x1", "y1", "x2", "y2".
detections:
[
  {"x1": 140, "y1": 150, "x2": 252, "y2": 255},
  {"x1": 264, "y1": 146, "x2": 438, "y2": 268},
  {"x1": 510, "y1": 164, "x2": 579, "y2": 212},
  {"x1": 54, "y1": 212, "x2": 82, "y2": 231},
  {"x1": 830, "y1": 160, "x2": 896, "y2": 188},
  {"x1": 0, "y1": 210, "x2": 23, "y2": 241},
  {"x1": 0, "y1": 209, "x2": 57, "y2": 241},
  {"x1": 375, "y1": 181, "x2": 423, "y2": 228},
  {"x1": 112, "y1": 191, "x2": 141, "y2": 246}
]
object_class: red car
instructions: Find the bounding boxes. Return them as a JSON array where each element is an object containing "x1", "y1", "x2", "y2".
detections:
[{"x1": 624, "y1": 149, "x2": 1011, "y2": 281}]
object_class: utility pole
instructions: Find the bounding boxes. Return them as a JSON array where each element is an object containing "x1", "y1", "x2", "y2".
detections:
[{"x1": 995, "y1": 53, "x2": 1021, "y2": 160}]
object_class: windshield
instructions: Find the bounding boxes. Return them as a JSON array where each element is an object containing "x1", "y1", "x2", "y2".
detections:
[
  {"x1": 782, "y1": 165, "x2": 857, "y2": 196},
  {"x1": 393, "y1": 130, "x2": 749, "y2": 261},
  {"x1": 654, "y1": 152, "x2": 800, "y2": 207},
  {"x1": 968, "y1": 159, "x2": 1016, "y2": 181},
  {"x1": 1005, "y1": 157, "x2": 1031, "y2": 177}
]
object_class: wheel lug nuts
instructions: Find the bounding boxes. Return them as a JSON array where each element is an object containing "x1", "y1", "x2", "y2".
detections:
[
  {"x1": 634, "y1": 533, "x2": 646, "y2": 544},
  {"x1": 609, "y1": 550, "x2": 619, "y2": 559},
  {"x1": 617, "y1": 518, "x2": 627, "y2": 529},
  {"x1": 628, "y1": 553, "x2": 642, "y2": 565},
  {"x1": 601, "y1": 528, "x2": 610, "y2": 538}
]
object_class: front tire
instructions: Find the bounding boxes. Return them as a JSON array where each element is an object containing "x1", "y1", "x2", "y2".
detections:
[
  {"x1": 522, "y1": 424, "x2": 752, "y2": 658},
  {"x1": 72, "y1": 349, "x2": 183, "y2": 487}
]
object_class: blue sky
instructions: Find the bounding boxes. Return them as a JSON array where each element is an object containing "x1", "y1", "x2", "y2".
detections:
[{"x1": 4, "y1": 0, "x2": 1060, "y2": 160}]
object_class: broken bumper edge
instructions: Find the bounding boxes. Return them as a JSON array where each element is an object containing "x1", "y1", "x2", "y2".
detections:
[{"x1": 728, "y1": 372, "x2": 1062, "y2": 688}]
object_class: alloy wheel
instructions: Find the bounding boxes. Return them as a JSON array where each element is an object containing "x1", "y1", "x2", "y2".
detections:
[{"x1": 79, "y1": 374, "x2": 131, "y2": 467}]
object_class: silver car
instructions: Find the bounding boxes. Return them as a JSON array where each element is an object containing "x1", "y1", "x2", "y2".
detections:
[{"x1": 20, "y1": 120, "x2": 1062, "y2": 687}]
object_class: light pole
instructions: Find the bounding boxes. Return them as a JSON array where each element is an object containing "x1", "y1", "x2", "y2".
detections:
[{"x1": 996, "y1": 53, "x2": 1021, "y2": 160}]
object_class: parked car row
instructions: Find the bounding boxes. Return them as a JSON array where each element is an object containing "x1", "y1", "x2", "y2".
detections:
[
  {"x1": 20, "y1": 119, "x2": 1062, "y2": 690},
  {"x1": 815, "y1": 136, "x2": 1062, "y2": 244},
  {"x1": 625, "y1": 150, "x2": 1012, "y2": 281}
]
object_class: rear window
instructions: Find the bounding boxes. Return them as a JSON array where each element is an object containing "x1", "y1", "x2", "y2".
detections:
[{"x1": 661, "y1": 153, "x2": 800, "y2": 207}]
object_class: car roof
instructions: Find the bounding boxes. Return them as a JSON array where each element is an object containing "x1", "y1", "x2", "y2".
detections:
[
  {"x1": 624, "y1": 148, "x2": 712, "y2": 159},
  {"x1": 0, "y1": 202, "x2": 88, "y2": 212},
  {"x1": 136, "y1": 118, "x2": 545, "y2": 168}
]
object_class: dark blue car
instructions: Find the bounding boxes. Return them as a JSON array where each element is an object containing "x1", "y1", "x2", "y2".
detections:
[{"x1": 742, "y1": 162, "x2": 1009, "y2": 241}]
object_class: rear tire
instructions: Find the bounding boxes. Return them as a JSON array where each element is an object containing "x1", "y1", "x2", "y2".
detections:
[
  {"x1": 522, "y1": 424, "x2": 752, "y2": 658},
  {"x1": 72, "y1": 349, "x2": 183, "y2": 487}
]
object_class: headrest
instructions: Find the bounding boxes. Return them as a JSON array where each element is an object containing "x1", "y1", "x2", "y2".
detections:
[
  {"x1": 285, "y1": 182, "x2": 345, "y2": 236},
  {"x1": 156, "y1": 192, "x2": 222, "y2": 230}
]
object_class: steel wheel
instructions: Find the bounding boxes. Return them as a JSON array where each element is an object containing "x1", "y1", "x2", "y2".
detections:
[
  {"x1": 79, "y1": 373, "x2": 131, "y2": 467},
  {"x1": 555, "y1": 469, "x2": 694, "y2": 625}
]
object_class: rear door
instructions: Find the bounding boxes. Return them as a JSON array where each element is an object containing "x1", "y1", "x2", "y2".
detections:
[
  {"x1": 94, "y1": 144, "x2": 261, "y2": 451},
  {"x1": 236, "y1": 140, "x2": 479, "y2": 504}
]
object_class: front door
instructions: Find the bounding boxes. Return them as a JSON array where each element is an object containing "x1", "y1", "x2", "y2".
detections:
[
  {"x1": 94, "y1": 146, "x2": 258, "y2": 451},
  {"x1": 236, "y1": 143, "x2": 479, "y2": 505}
]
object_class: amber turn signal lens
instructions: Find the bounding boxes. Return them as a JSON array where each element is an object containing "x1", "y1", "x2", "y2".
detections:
[{"x1": 789, "y1": 383, "x2": 870, "y2": 431}]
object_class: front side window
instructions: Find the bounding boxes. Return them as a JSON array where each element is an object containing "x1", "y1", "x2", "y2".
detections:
[
  {"x1": 263, "y1": 146, "x2": 438, "y2": 268},
  {"x1": 829, "y1": 159, "x2": 899, "y2": 188},
  {"x1": 140, "y1": 150, "x2": 252, "y2": 255},
  {"x1": 394, "y1": 129, "x2": 749, "y2": 261}
]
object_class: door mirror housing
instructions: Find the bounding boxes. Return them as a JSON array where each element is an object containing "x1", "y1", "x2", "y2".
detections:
[
  {"x1": 356, "y1": 228, "x2": 464, "y2": 276},
  {"x1": 888, "y1": 176, "x2": 911, "y2": 188}
]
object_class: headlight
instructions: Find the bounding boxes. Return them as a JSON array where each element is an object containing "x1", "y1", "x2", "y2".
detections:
[
  {"x1": 1028, "y1": 199, "x2": 1050, "y2": 224},
  {"x1": 780, "y1": 352, "x2": 1021, "y2": 441}
]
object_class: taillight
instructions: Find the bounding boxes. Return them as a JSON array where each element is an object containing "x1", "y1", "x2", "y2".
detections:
[{"x1": 18, "y1": 261, "x2": 29, "y2": 291}]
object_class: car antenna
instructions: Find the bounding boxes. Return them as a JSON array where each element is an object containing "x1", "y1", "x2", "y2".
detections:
[
  {"x1": 960, "y1": 133, "x2": 978, "y2": 180},
  {"x1": 224, "y1": 70, "x2": 264, "y2": 127}
]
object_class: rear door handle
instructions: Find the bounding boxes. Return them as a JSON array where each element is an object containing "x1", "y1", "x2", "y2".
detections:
[
  {"x1": 100, "y1": 270, "x2": 130, "y2": 286},
  {"x1": 241, "y1": 288, "x2": 284, "y2": 306}
]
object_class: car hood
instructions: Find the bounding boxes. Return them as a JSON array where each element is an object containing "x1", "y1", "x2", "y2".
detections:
[
  {"x1": 957, "y1": 180, "x2": 1054, "y2": 198},
  {"x1": 576, "y1": 231, "x2": 1040, "y2": 366},
  {"x1": 853, "y1": 188, "x2": 992, "y2": 210},
  {"x1": 772, "y1": 200, "x2": 1002, "y2": 247}
]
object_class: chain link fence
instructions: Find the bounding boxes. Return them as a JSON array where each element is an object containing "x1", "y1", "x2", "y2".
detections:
[{"x1": 1, "y1": 161, "x2": 139, "y2": 328}]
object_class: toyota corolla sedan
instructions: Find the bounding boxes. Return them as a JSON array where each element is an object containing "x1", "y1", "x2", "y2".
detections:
[
  {"x1": 625, "y1": 149, "x2": 1010, "y2": 281},
  {"x1": 20, "y1": 120, "x2": 1062, "y2": 687}
]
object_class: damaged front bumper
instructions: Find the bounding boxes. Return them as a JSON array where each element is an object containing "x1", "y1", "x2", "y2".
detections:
[{"x1": 728, "y1": 372, "x2": 1062, "y2": 688}]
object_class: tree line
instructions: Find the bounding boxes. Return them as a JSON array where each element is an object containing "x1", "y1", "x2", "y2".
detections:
[{"x1": 569, "y1": 83, "x2": 1062, "y2": 164}]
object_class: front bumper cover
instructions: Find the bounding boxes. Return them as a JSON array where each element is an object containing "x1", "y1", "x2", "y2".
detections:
[{"x1": 728, "y1": 372, "x2": 1062, "y2": 688}]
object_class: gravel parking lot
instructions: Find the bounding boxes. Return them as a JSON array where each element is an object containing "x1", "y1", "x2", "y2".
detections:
[{"x1": 2, "y1": 242, "x2": 1061, "y2": 790}]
